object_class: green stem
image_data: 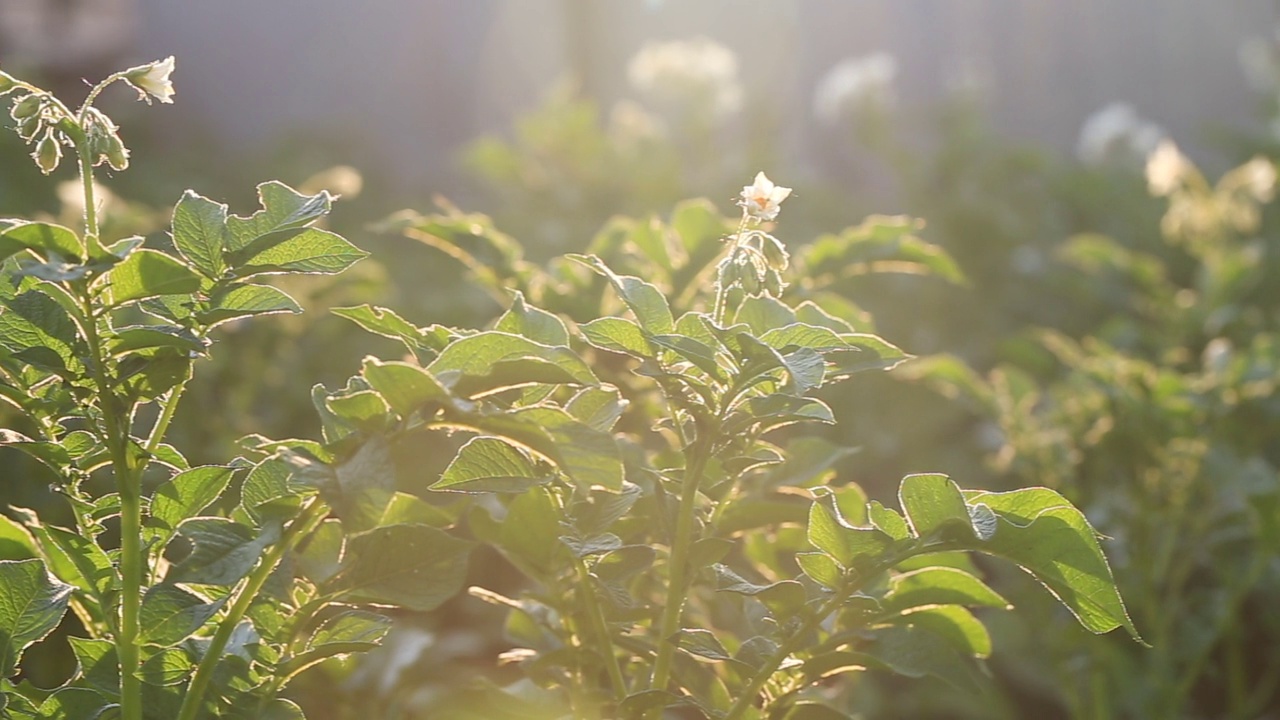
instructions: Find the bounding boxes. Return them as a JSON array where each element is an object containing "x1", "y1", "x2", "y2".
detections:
[
  {"x1": 144, "y1": 380, "x2": 188, "y2": 452},
  {"x1": 647, "y1": 440, "x2": 712, "y2": 695},
  {"x1": 176, "y1": 501, "x2": 328, "y2": 720},
  {"x1": 722, "y1": 595, "x2": 842, "y2": 720},
  {"x1": 573, "y1": 555, "x2": 627, "y2": 700},
  {"x1": 71, "y1": 133, "x2": 146, "y2": 720}
]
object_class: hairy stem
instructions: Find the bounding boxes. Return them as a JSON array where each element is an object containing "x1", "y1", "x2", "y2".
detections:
[{"x1": 176, "y1": 500, "x2": 328, "y2": 720}]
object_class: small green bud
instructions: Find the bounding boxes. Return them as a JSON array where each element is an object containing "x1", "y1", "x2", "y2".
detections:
[
  {"x1": 33, "y1": 130, "x2": 62, "y2": 175},
  {"x1": 104, "y1": 133, "x2": 129, "y2": 171},
  {"x1": 11, "y1": 94, "x2": 42, "y2": 120},
  {"x1": 15, "y1": 112, "x2": 41, "y2": 141},
  {"x1": 0, "y1": 72, "x2": 15, "y2": 95}
]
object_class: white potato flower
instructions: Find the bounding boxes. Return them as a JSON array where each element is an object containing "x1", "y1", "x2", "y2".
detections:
[
  {"x1": 1146, "y1": 140, "x2": 1191, "y2": 197},
  {"x1": 1075, "y1": 103, "x2": 1164, "y2": 167},
  {"x1": 813, "y1": 53, "x2": 897, "y2": 125},
  {"x1": 124, "y1": 56, "x2": 175, "y2": 104},
  {"x1": 627, "y1": 37, "x2": 743, "y2": 120},
  {"x1": 739, "y1": 172, "x2": 791, "y2": 222}
]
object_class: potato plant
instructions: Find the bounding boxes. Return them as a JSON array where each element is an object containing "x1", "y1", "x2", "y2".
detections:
[{"x1": 0, "y1": 59, "x2": 1137, "y2": 719}]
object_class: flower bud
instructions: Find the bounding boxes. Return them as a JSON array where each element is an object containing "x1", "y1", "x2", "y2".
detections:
[
  {"x1": 33, "y1": 130, "x2": 62, "y2": 175},
  {"x1": 0, "y1": 72, "x2": 15, "y2": 95},
  {"x1": 104, "y1": 134, "x2": 130, "y2": 171},
  {"x1": 11, "y1": 94, "x2": 42, "y2": 120},
  {"x1": 15, "y1": 113, "x2": 42, "y2": 141},
  {"x1": 758, "y1": 233, "x2": 790, "y2": 271}
]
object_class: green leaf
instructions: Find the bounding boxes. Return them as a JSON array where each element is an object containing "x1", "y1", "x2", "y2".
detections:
[
  {"x1": 734, "y1": 295, "x2": 796, "y2": 335},
  {"x1": 0, "y1": 290, "x2": 83, "y2": 374},
  {"x1": 0, "y1": 515, "x2": 37, "y2": 561},
  {"x1": 326, "y1": 524, "x2": 474, "y2": 612},
  {"x1": 326, "y1": 435, "x2": 396, "y2": 532},
  {"x1": 333, "y1": 304, "x2": 428, "y2": 348},
  {"x1": 782, "y1": 702, "x2": 852, "y2": 720},
  {"x1": 308, "y1": 608, "x2": 391, "y2": 652},
  {"x1": 0, "y1": 559, "x2": 73, "y2": 677},
  {"x1": 147, "y1": 466, "x2": 236, "y2": 543},
  {"x1": 68, "y1": 637, "x2": 118, "y2": 694},
  {"x1": 495, "y1": 291, "x2": 568, "y2": 346},
  {"x1": 139, "y1": 585, "x2": 223, "y2": 646},
  {"x1": 167, "y1": 518, "x2": 279, "y2": 586},
  {"x1": 31, "y1": 524, "x2": 116, "y2": 599},
  {"x1": 103, "y1": 249, "x2": 202, "y2": 305},
  {"x1": 510, "y1": 406, "x2": 623, "y2": 491},
  {"x1": 570, "y1": 254, "x2": 674, "y2": 334},
  {"x1": 0, "y1": 222, "x2": 83, "y2": 263},
  {"x1": 649, "y1": 334, "x2": 726, "y2": 380},
  {"x1": 361, "y1": 357, "x2": 451, "y2": 418},
  {"x1": 881, "y1": 567, "x2": 1010, "y2": 614},
  {"x1": 881, "y1": 605, "x2": 992, "y2": 658},
  {"x1": 432, "y1": 436, "x2": 553, "y2": 493},
  {"x1": 796, "y1": 552, "x2": 843, "y2": 589},
  {"x1": 565, "y1": 385, "x2": 627, "y2": 433},
  {"x1": 428, "y1": 331, "x2": 597, "y2": 396},
  {"x1": 761, "y1": 323, "x2": 849, "y2": 353},
  {"x1": 294, "y1": 519, "x2": 344, "y2": 584},
  {"x1": 579, "y1": 317, "x2": 654, "y2": 357},
  {"x1": 139, "y1": 647, "x2": 193, "y2": 687},
  {"x1": 867, "y1": 501, "x2": 911, "y2": 540},
  {"x1": 34, "y1": 687, "x2": 112, "y2": 720},
  {"x1": 171, "y1": 190, "x2": 228, "y2": 277},
  {"x1": 806, "y1": 496, "x2": 889, "y2": 569},
  {"x1": 898, "y1": 474, "x2": 971, "y2": 539},
  {"x1": 199, "y1": 284, "x2": 302, "y2": 328},
  {"x1": 713, "y1": 566, "x2": 807, "y2": 619},
  {"x1": 224, "y1": 181, "x2": 332, "y2": 251},
  {"x1": 863, "y1": 624, "x2": 984, "y2": 692},
  {"x1": 949, "y1": 488, "x2": 1143, "y2": 641},
  {"x1": 229, "y1": 228, "x2": 366, "y2": 276},
  {"x1": 672, "y1": 629, "x2": 733, "y2": 662},
  {"x1": 108, "y1": 325, "x2": 206, "y2": 356}
]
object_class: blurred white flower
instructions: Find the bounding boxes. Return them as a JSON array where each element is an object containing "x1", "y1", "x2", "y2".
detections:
[
  {"x1": 627, "y1": 37, "x2": 743, "y2": 121},
  {"x1": 608, "y1": 99, "x2": 665, "y2": 146},
  {"x1": 1239, "y1": 35, "x2": 1280, "y2": 92},
  {"x1": 57, "y1": 179, "x2": 116, "y2": 220},
  {"x1": 1075, "y1": 103, "x2": 1165, "y2": 167},
  {"x1": 812, "y1": 53, "x2": 897, "y2": 125},
  {"x1": 739, "y1": 172, "x2": 791, "y2": 222},
  {"x1": 124, "y1": 56, "x2": 175, "y2": 104},
  {"x1": 1238, "y1": 157, "x2": 1277, "y2": 201},
  {"x1": 1146, "y1": 140, "x2": 1191, "y2": 196}
]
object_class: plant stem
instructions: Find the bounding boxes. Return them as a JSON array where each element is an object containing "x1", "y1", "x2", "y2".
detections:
[
  {"x1": 573, "y1": 555, "x2": 627, "y2": 700},
  {"x1": 647, "y1": 440, "x2": 711, "y2": 695},
  {"x1": 176, "y1": 500, "x2": 328, "y2": 720},
  {"x1": 144, "y1": 380, "x2": 188, "y2": 452},
  {"x1": 72, "y1": 137, "x2": 146, "y2": 720},
  {"x1": 722, "y1": 595, "x2": 842, "y2": 720}
]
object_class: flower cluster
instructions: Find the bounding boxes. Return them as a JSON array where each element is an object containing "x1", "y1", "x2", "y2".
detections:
[
  {"x1": 1075, "y1": 103, "x2": 1165, "y2": 167},
  {"x1": 627, "y1": 36, "x2": 743, "y2": 121},
  {"x1": 813, "y1": 53, "x2": 898, "y2": 126}
]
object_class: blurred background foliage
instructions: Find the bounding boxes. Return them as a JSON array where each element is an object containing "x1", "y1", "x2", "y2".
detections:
[{"x1": 4, "y1": 1, "x2": 1280, "y2": 717}]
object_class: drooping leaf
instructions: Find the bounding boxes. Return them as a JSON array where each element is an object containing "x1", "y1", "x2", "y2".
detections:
[
  {"x1": 326, "y1": 524, "x2": 474, "y2": 612},
  {"x1": 0, "y1": 559, "x2": 73, "y2": 677},
  {"x1": 0, "y1": 222, "x2": 83, "y2": 263},
  {"x1": 880, "y1": 604, "x2": 992, "y2": 658},
  {"x1": 948, "y1": 488, "x2": 1143, "y2": 641}
]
